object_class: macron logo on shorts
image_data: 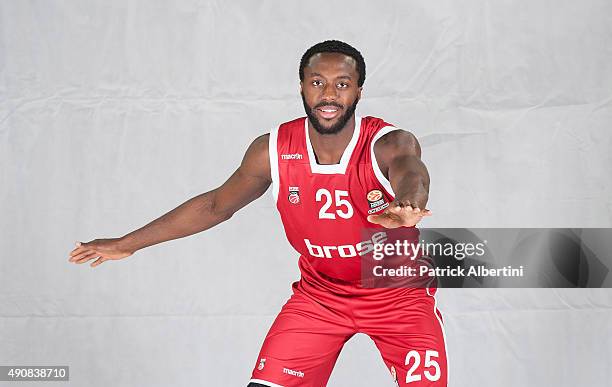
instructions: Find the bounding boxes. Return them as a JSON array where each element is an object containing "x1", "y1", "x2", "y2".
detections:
[
  {"x1": 282, "y1": 367, "x2": 305, "y2": 378},
  {"x1": 281, "y1": 153, "x2": 303, "y2": 160}
]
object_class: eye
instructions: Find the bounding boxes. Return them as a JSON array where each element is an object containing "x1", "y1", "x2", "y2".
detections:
[
  {"x1": 337, "y1": 82, "x2": 349, "y2": 89},
  {"x1": 312, "y1": 80, "x2": 323, "y2": 87}
]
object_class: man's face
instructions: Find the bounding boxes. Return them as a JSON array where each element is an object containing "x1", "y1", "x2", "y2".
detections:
[{"x1": 300, "y1": 52, "x2": 362, "y2": 135}]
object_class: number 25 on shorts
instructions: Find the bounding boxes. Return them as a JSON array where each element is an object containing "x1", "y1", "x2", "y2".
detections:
[{"x1": 405, "y1": 350, "x2": 441, "y2": 383}]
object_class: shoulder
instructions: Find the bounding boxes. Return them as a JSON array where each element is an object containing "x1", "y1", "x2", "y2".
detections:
[
  {"x1": 246, "y1": 133, "x2": 270, "y2": 160},
  {"x1": 252, "y1": 132, "x2": 270, "y2": 147},
  {"x1": 277, "y1": 117, "x2": 306, "y2": 132},
  {"x1": 361, "y1": 115, "x2": 393, "y2": 133},
  {"x1": 239, "y1": 133, "x2": 271, "y2": 180},
  {"x1": 374, "y1": 128, "x2": 421, "y2": 158}
]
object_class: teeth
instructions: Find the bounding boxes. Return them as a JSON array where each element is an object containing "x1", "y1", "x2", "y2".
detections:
[{"x1": 322, "y1": 109, "x2": 337, "y2": 112}]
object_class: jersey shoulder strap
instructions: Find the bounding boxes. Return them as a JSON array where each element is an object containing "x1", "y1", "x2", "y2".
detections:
[{"x1": 269, "y1": 117, "x2": 307, "y2": 202}]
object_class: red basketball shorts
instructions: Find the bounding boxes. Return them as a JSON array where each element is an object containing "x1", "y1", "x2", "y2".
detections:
[{"x1": 249, "y1": 276, "x2": 448, "y2": 386}]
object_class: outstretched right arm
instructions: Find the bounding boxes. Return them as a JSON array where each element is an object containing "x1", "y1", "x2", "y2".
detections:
[{"x1": 69, "y1": 134, "x2": 271, "y2": 267}]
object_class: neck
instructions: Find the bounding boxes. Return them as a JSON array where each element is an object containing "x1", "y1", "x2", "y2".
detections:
[{"x1": 308, "y1": 115, "x2": 356, "y2": 165}]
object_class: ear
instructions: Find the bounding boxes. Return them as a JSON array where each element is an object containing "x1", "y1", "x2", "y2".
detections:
[
  {"x1": 299, "y1": 81, "x2": 303, "y2": 93},
  {"x1": 357, "y1": 86, "x2": 362, "y2": 100}
]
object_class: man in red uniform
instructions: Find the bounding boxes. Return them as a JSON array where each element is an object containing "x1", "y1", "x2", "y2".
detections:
[{"x1": 69, "y1": 40, "x2": 448, "y2": 386}]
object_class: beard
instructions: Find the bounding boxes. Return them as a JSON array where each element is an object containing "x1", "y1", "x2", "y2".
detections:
[{"x1": 301, "y1": 92, "x2": 360, "y2": 135}]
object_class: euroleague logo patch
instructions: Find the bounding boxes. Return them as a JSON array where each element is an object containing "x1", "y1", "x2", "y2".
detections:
[
  {"x1": 288, "y1": 186, "x2": 300, "y2": 204},
  {"x1": 366, "y1": 189, "x2": 389, "y2": 214},
  {"x1": 367, "y1": 189, "x2": 383, "y2": 202}
]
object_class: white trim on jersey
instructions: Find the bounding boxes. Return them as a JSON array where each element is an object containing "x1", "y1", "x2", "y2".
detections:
[
  {"x1": 248, "y1": 378, "x2": 286, "y2": 387},
  {"x1": 370, "y1": 126, "x2": 407, "y2": 199},
  {"x1": 427, "y1": 288, "x2": 450, "y2": 386},
  {"x1": 269, "y1": 126, "x2": 280, "y2": 204},
  {"x1": 305, "y1": 116, "x2": 362, "y2": 175}
]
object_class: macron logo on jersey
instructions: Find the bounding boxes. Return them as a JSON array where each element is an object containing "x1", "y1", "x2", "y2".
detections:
[
  {"x1": 283, "y1": 367, "x2": 305, "y2": 378},
  {"x1": 281, "y1": 153, "x2": 303, "y2": 160}
]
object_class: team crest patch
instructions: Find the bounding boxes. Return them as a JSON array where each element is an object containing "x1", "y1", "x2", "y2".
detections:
[
  {"x1": 257, "y1": 358, "x2": 266, "y2": 371},
  {"x1": 288, "y1": 186, "x2": 300, "y2": 204},
  {"x1": 367, "y1": 189, "x2": 389, "y2": 214}
]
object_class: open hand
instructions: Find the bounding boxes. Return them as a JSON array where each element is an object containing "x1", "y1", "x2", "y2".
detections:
[
  {"x1": 68, "y1": 239, "x2": 133, "y2": 267},
  {"x1": 367, "y1": 203, "x2": 431, "y2": 228}
]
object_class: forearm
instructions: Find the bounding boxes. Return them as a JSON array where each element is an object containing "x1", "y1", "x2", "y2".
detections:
[
  {"x1": 389, "y1": 155, "x2": 430, "y2": 209},
  {"x1": 119, "y1": 190, "x2": 231, "y2": 253}
]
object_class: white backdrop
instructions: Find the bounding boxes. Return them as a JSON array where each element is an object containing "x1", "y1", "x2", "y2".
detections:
[{"x1": 1, "y1": 1, "x2": 611, "y2": 386}]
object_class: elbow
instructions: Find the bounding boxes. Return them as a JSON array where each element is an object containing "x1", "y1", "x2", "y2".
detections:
[
  {"x1": 217, "y1": 210, "x2": 234, "y2": 223},
  {"x1": 210, "y1": 202, "x2": 235, "y2": 223},
  {"x1": 208, "y1": 190, "x2": 235, "y2": 223}
]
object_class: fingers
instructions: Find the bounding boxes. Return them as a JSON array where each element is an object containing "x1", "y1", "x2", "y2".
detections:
[
  {"x1": 68, "y1": 240, "x2": 123, "y2": 268},
  {"x1": 388, "y1": 207, "x2": 401, "y2": 215},
  {"x1": 394, "y1": 200, "x2": 411, "y2": 208},
  {"x1": 69, "y1": 242, "x2": 86, "y2": 257},
  {"x1": 368, "y1": 212, "x2": 400, "y2": 228},
  {"x1": 69, "y1": 252, "x2": 88, "y2": 262},
  {"x1": 69, "y1": 241, "x2": 99, "y2": 264},
  {"x1": 72, "y1": 252, "x2": 99, "y2": 264},
  {"x1": 369, "y1": 206, "x2": 432, "y2": 229},
  {"x1": 91, "y1": 257, "x2": 107, "y2": 267},
  {"x1": 390, "y1": 203, "x2": 423, "y2": 214},
  {"x1": 367, "y1": 214, "x2": 383, "y2": 225},
  {"x1": 389, "y1": 204, "x2": 403, "y2": 213},
  {"x1": 407, "y1": 208, "x2": 432, "y2": 220},
  {"x1": 69, "y1": 246, "x2": 97, "y2": 262},
  {"x1": 393, "y1": 205, "x2": 432, "y2": 216}
]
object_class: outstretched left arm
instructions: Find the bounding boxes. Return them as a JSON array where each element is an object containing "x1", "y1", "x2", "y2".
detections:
[{"x1": 368, "y1": 129, "x2": 431, "y2": 228}]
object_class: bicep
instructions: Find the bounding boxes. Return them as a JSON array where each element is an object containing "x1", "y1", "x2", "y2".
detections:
[{"x1": 212, "y1": 134, "x2": 272, "y2": 215}]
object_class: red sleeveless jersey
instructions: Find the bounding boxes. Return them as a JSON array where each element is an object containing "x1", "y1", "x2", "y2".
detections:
[{"x1": 269, "y1": 116, "x2": 406, "y2": 284}]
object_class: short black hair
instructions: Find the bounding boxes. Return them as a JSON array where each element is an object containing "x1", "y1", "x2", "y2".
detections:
[{"x1": 299, "y1": 40, "x2": 366, "y2": 87}]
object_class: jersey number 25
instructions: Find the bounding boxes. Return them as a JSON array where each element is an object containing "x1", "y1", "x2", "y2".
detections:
[{"x1": 315, "y1": 188, "x2": 354, "y2": 220}]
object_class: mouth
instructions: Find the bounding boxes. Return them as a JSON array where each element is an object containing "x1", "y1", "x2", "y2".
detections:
[{"x1": 315, "y1": 105, "x2": 342, "y2": 120}]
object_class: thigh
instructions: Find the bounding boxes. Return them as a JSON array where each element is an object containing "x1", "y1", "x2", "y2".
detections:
[
  {"x1": 363, "y1": 290, "x2": 448, "y2": 387},
  {"x1": 249, "y1": 284, "x2": 354, "y2": 387}
]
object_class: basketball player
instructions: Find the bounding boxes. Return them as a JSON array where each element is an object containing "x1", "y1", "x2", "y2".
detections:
[{"x1": 69, "y1": 40, "x2": 448, "y2": 386}]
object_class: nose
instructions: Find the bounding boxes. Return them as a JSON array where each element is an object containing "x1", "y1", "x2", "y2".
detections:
[{"x1": 321, "y1": 82, "x2": 338, "y2": 101}]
